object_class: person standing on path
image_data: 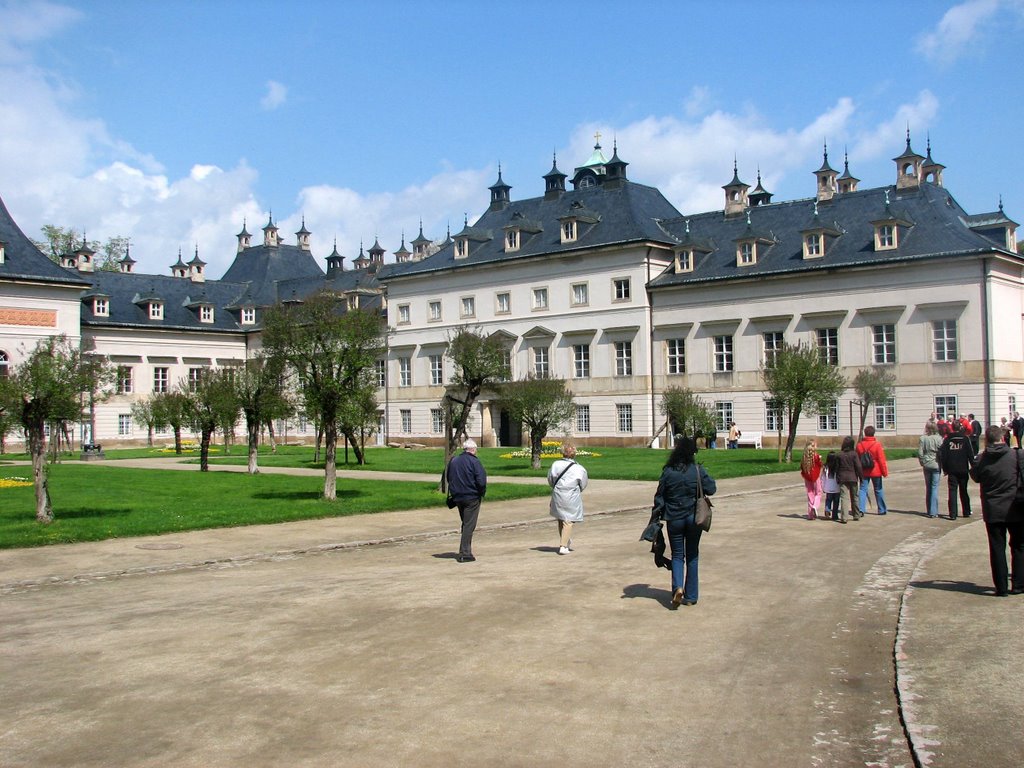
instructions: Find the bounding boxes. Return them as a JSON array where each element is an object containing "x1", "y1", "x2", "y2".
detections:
[
  {"x1": 836, "y1": 436, "x2": 863, "y2": 522},
  {"x1": 969, "y1": 425, "x2": 1024, "y2": 596},
  {"x1": 939, "y1": 420, "x2": 975, "y2": 519},
  {"x1": 918, "y1": 421, "x2": 943, "y2": 518},
  {"x1": 649, "y1": 437, "x2": 717, "y2": 608},
  {"x1": 799, "y1": 439, "x2": 823, "y2": 520},
  {"x1": 548, "y1": 442, "x2": 588, "y2": 555},
  {"x1": 727, "y1": 422, "x2": 741, "y2": 449},
  {"x1": 446, "y1": 438, "x2": 487, "y2": 563},
  {"x1": 969, "y1": 413, "x2": 982, "y2": 455},
  {"x1": 1013, "y1": 411, "x2": 1024, "y2": 448},
  {"x1": 857, "y1": 426, "x2": 889, "y2": 515}
]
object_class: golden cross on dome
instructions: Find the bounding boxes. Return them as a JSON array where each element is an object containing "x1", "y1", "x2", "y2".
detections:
[{"x1": 594, "y1": 131, "x2": 602, "y2": 146}]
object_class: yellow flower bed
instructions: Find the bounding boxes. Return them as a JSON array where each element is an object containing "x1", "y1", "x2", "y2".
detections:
[
  {"x1": 500, "y1": 441, "x2": 601, "y2": 460},
  {"x1": 0, "y1": 476, "x2": 32, "y2": 489}
]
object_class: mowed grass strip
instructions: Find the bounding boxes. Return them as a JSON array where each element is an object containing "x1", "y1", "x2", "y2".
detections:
[{"x1": 0, "y1": 464, "x2": 550, "y2": 549}]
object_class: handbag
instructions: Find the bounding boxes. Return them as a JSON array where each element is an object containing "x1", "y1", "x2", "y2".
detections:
[
  {"x1": 694, "y1": 464, "x2": 713, "y2": 532},
  {"x1": 640, "y1": 518, "x2": 662, "y2": 542}
]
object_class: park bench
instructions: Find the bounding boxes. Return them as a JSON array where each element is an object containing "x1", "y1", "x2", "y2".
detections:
[{"x1": 735, "y1": 431, "x2": 763, "y2": 449}]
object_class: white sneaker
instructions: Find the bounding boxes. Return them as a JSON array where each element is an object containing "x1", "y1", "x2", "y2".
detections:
[{"x1": 558, "y1": 546, "x2": 570, "y2": 555}]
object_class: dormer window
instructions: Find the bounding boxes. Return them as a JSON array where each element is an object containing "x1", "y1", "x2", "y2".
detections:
[
  {"x1": 454, "y1": 238, "x2": 468, "y2": 258},
  {"x1": 804, "y1": 233, "x2": 823, "y2": 258},
  {"x1": 148, "y1": 302, "x2": 164, "y2": 320},
  {"x1": 737, "y1": 241, "x2": 756, "y2": 266},
  {"x1": 199, "y1": 305, "x2": 214, "y2": 323},
  {"x1": 241, "y1": 307, "x2": 256, "y2": 325},
  {"x1": 561, "y1": 220, "x2": 577, "y2": 243},
  {"x1": 875, "y1": 224, "x2": 896, "y2": 250},
  {"x1": 675, "y1": 249, "x2": 694, "y2": 273},
  {"x1": 505, "y1": 229, "x2": 520, "y2": 252},
  {"x1": 0, "y1": 242, "x2": 5, "y2": 264},
  {"x1": 348, "y1": 295, "x2": 359, "y2": 310},
  {"x1": 93, "y1": 297, "x2": 109, "y2": 316}
]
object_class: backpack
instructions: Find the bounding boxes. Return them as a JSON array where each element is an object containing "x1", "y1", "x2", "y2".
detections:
[{"x1": 859, "y1": 450, "x2": 875, "y2": 472}]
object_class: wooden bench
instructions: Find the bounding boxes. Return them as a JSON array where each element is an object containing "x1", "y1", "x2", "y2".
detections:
[{"x1": 735, "y1": 431, "x2": 763, "y2": 449}]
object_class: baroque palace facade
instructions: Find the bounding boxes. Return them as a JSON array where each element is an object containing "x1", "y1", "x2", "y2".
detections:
[{"x1": 0, "y1": 135, "x2": 1020, "y2": 449}]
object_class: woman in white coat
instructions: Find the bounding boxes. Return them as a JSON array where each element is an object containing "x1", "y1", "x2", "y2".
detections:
[{"x1": 548, "y1": 442, "x2": 589, "y2": 555}]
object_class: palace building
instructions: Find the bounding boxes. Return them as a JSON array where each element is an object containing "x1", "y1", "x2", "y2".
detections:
[{"x1": 0, "y1": 134, "x2": 1019, "y2": 449}]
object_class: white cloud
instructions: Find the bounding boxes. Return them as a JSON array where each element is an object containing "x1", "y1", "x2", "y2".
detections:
[
  {"x1": 0, "y1": 0, "x2": 82, "y2": 63},
  {"x1": 915, "y1": 0, "x2": 1020, "y2": 64},
  {"x1": 260, "y1": 80, "x2": 288, "y2": 111}
]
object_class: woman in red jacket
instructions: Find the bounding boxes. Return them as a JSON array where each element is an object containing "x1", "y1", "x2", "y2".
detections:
[{"x1": 800, "y1": 439, "x2": 823, "y2": 520}]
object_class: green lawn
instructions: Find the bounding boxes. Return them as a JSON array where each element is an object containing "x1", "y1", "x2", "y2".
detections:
[{"x1": 0, "y1": 464, "x2": 550, "y2": 549}]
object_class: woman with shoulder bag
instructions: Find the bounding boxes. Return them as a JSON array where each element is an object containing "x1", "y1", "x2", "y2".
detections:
[
  {"x1": 548, "y1": 442, "x2": 588, "y2": 555},
  {"x1": 647, "y1": 436, "x2": 717, "y2": 609}
]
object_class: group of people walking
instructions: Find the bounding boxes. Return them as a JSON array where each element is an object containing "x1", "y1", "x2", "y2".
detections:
[{"x1": 448, "y1": 410, "x2": 1023, "y2": 605}]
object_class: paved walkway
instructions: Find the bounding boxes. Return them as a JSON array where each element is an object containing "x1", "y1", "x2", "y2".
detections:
[{"x1": 1, "y1": 457, "x2": 1021, "y2": 767}]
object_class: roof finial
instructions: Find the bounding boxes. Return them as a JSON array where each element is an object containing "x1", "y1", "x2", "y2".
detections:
[
  {"x1": 594, "y1": 130, "x2": 602, "y2": 148},
  {"x1": 905, "y1": 124, "x2": 912, "y2": 148},
  {"x1": 823, "y1": 138, "x2": 829, "y2": 163},
  {"x1": 885, "y1": 189, "x2": 891, "y2": 206},
  {"x1": 746, "y1": 209, "x2": 752, "y2": 226},
  {"x1": 999, "y1": 194, "x2": 1004, "y2": 212},
  {"x1": 685, "y1": 219, "x2": 690, "y2": 235}
]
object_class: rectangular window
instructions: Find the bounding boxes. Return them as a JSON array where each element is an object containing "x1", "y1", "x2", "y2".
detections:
[
  {"x1": 714, "y1": 335, "x2": 734, "y2": 372},
  {"x1": 573, "y1": 344, "x2": 590, "y2": 379},
  {"x1": 116, "y1": 366, "x2": 133, "y2": 394},
  {"x1": 496, "y1": 292, "x2": 511, "y2": 314},
  {"x1": 398, "y1": 304, "x2": 411, "y2": 325},
  {"x1": 298, "y1": 413, "x2": 308, "y2": 433},
  {"x1": 615, "y1": 341, "x2": 633, "y2": 376},
  {"x1": 872, "y1": 323, "x2": 897, "y2": 364},
  {"x1": 149, "y1": 302, "x2": 163, "y2": 320},
  {"x1": 613, "y1": 278, "x2": 631, "y2": 301},
  {"x1": 676, "y1": 250, "x2": 693, "y2": 273},
  {"x1": 431, "y1": 408, "x2": 444, "y2": 434},
  {"x1": 399, "y1": 357, "x2": 411, "y2": 387},
  {"x1": 571, "y1": 282, "x2": 589, "y2": 306},
  {"x1": 428, "y1": 301, "x2": 442, "y2": 322},
  {"x1": 934, "y1": 395, "x2": 958, "y2": 422},
  {"x1": 532, "y1": 287, "x2": 548, "y2": 310},
  {"x1": 400, "y1": 409, "x2": 412, "y2": 432},
  {"x1": 533, "y1": 346, "x2": 549, "y2": 378},
  {"x1": 765, "y1": 400, "x2": 783, "y2": 432},
  {"x1": 460, "y1": 296, "x2": 475, "y2": 318},
  {"x1": 804, "y1": 233, "x2": 822, "y2": 258},
  {"x1": 875, "y1": 397, "x2": 897, "y2": 430},
  {"x1": 818, "y1": 400, "x2": 839, "y2": 431},
  {"x1": 499, "y1": 348, "x2": 512, "y2": 381},
  {"x1": 200, "y1": 305, "x2": 214, "y2": 323},
  {"x1": 188, "y1": 367, "x2": 203, "y2": 392},
  {"x1": 153, "y1": 366, "x2": 169, "y2": 393},
  {"x1": 505, "y1": 229, "x2": 519, "y2": 252},
  {"x1": 932, "y1": 320, "x2": 958, "y2": 362},
  {"x1": 763, "y1": 331, "x2": 784, "y2": 368},
  {"x1": 1010, "y1": 395, "x2": 1017, "y2": 419},
  {"x1": 738, "y1": 242, "x2": 755, "y2": 265},
  {"x1": 816, "y1": 327, "x2": 839, "y2": 366},
  {"x1": 93, "y1": 298, "x2": 108, "y2": 316},
  {"x1": 118, "y1": 414, "x2": 131, "y2": 436},
  {"x1": 241, "y1": 307, "x2": 256, "y2": 325},
  {"x1": 715, "y1": 401, "x2": 733, "y2": 432},
  {"x1": 429, "y1": 354, "x2": 444, "y2": 386},
  {"x1": 375, "y1": 359, "x2": 386, "y2": 388},
  {"x1": 666, "y1": 339, "x2": 686, "y2": 375},
  {"x1": 877, "y1": 224, "x2": 895, "y2": 249},
  {"x1": 576, "y1": 404, "x2": 591, "y2": 433},
  {"x1": 617, "y1": 403, "x2": 633, "y2": 433},
  {"x1": 561, "y1": 220, "x2": 577, "y2": 243}
]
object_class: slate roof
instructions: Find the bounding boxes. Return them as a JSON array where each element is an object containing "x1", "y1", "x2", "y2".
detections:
[
  {"x1": 0, "y1": 194, "x2": 90, "y2": 287},
  {"x1": 649, "y1": 182, "x2": 1018, "y2": 289},
  {"x1": 383, "y1": 180, "x2": 681, "y2": 281},
  {"x1": 80, "y1": 270, "x2": 251, "y2": 333},
  {"x1": 219, "y1": 243, "x2": 325, "y2": 306}
]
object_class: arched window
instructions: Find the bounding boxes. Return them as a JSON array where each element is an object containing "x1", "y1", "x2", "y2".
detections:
[{"x1": 0, "y1": 350, "x2": 9, "y2": 378}]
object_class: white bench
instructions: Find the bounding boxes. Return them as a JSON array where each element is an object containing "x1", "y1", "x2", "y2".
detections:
[{"x1": 735, "y1": 431, "x2": 763, "y2": 449}]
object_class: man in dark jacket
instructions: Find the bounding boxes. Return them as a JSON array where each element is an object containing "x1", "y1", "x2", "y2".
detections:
[
  {"x1": 446, "y1": 438, "x2": 487, "y2": 563},
  {"x1": 969, "y1": 425, "x2": 1024, "y2": 596},
  {"x1": 968, "y1": 413, "x2": 982, "y2": 455},
  {"x1": 939, "y1": 421, "x2": 975, "y2": 519},
  {"x1": 1012, "y1": 411, "x2": 1024, "y2": 448}
]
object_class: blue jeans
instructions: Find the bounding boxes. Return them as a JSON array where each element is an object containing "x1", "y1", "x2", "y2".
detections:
[
  {"x1": 859, "y1": 476, "x2": 888, "y2": 515},
  {"x1": 666, "y1": 515, "x2": 702, "y2": 603},
  {"x1": 923, "y1": 468, "x2": 941, "y2": 517}
]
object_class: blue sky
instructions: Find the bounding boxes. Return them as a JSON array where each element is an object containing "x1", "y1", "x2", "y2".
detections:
[{"x1": 1, "y1": 0, "x2": 1021, "y2": 276}]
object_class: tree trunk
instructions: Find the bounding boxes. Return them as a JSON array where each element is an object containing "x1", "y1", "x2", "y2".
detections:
[
  {"x1": 30, "y1": 425, "x2": 53, "y2": 523},
  {"x1": 146, "y1": 425, "x2": 153, "y2": 448},
  {"x1": 173, "y1": 426, "x2": 183, "y2": 455},
  {"x1": 247, "y1": 420, "x2": 260, "y2": 475},
  {"x1": 784, "y1": 408, "x2": 802, "y2": 463},
  {"x1": 531, "y1": 431, "x2": 543, "y2": 470},
  {"x1": 267, "y1": 419, "x2": 277, "y2": 454},
  {"x1": 342, "y1": 429, "x2": 365, "y2": 465},
  {"x1": 314, "y1": 424, "x2": 323, "y2": 464},
  {"x1": 323, "y1": 423, "x2": 337, "y2": 500},
  {"x1": 200, "y1": 427, "x2": 212, "y2": 472}
]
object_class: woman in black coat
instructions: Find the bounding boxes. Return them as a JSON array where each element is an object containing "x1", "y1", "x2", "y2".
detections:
[
  {"x1": 970, "y1": 425, "x2": 1024, "y2": 596},
  {"x1": 649, "y1": 437, "x2": 717, "y2": 608}
]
